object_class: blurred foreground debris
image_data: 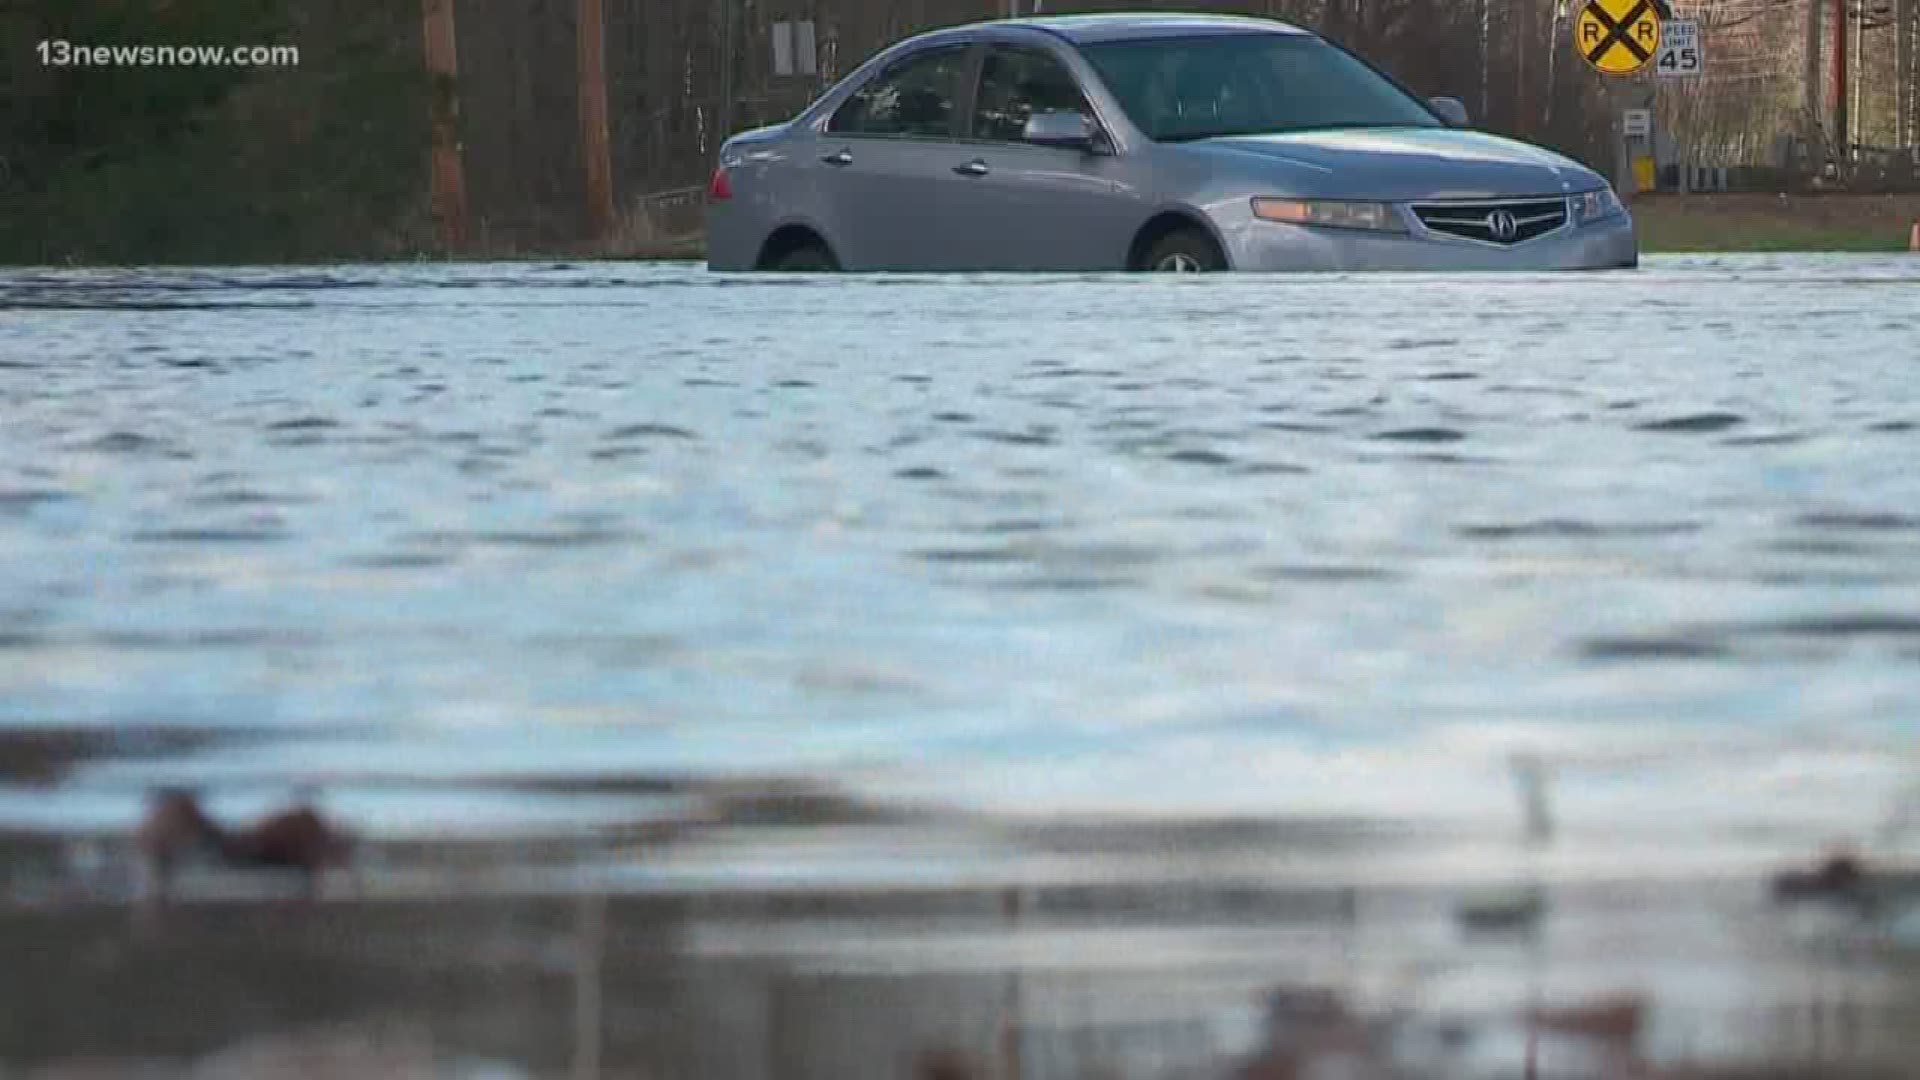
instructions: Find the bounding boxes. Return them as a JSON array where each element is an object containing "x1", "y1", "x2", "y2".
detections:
[
  {"x1": 1770, "y1": 849, "x2": 1870, "y2": 907},
  {"x1": 1456, "y1": 884, "x2": 1548, "y2": 934},
  {"x1": 135, "y1": 788, "x2": 354, "y2": 906},
  {"x1": 21, "y1": 1022, "x2": 523, "y2": 1080},
  {"x1": 9, "y1": 810, "x2": 1920, "y2": 1079}
]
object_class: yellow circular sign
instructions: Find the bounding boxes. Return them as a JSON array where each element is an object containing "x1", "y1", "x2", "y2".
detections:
[{"x1": 1575, "y1": 0, "x2": 1662, "y2": 76}]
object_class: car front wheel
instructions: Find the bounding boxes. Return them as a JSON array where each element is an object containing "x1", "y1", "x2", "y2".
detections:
[{"x1": 1142, "y1": 228, "x2": 1225, "y2": 273}]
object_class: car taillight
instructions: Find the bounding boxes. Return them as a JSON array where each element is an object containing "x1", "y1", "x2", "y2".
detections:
[{"x1": 708, "y1": 166, "x2": 733, "y2": 201}]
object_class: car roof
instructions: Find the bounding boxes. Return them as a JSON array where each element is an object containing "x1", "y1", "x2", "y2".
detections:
[{"x1": 997, "y1": 13, "x2": 1312, "y2": 44}]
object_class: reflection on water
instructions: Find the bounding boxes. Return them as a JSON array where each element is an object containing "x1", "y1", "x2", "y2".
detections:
[{"x1": 4, "y1": 257, "x2": 1920, "y2": 1076}]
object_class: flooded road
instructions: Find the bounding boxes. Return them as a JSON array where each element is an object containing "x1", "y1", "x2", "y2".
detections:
[
  {"x1": 3, "y1": 256, "x2": 1920, "y2": 859},
  {"x1": 5, "y1": 256, "x2": 1920, "y2": 1076}
]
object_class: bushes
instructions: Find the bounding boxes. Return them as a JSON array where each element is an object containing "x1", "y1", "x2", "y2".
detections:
[{"x1": 0, "y1": 0, "x2": 432, "y2": 264}]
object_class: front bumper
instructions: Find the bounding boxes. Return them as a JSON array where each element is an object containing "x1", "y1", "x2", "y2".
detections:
[{"x1": 1222, "y1": 211, "x2": 1638, "y2": 272}]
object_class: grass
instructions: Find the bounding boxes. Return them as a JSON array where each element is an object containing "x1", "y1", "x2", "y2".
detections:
[
  {"x1": 560, "y1": 192, "x2": 1920, "y2": 265},
  {"x1": 1632, "y1": 192, "x2": 1920, "y2": 254}
]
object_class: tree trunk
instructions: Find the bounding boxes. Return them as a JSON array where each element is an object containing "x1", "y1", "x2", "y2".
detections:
[
  {"x1": 422, "y1": 0, "x2": 468, "y2": 251},
  {"x1": 577, "y1": 0, "x2": 615, "y2": 243}
]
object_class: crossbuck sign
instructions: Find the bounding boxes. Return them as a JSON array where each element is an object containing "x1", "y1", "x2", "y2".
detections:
[{"x1": 1576, "y1": 0, "x2": 1662, "y2": 76}]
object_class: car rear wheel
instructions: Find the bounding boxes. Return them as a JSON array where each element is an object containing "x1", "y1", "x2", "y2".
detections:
[
  {"x1": 768, "y1": 242, "x2": 839, "y2": 272},
  {"x1": 1142, "y1": 228, "x2": 1225, "y2": 273}
]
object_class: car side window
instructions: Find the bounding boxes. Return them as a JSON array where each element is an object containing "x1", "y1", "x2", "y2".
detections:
[
  {"x1": 971, "y1": 47, "x2": 1091, "y2": 143},
  {"x1": 828, "y1": 46, "x2": 968, "y2": 138}
]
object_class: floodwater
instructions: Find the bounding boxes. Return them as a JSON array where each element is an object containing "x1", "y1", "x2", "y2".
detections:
[{"x1": 4, "y1": 257, "x2": 1920, "y2": 1074}]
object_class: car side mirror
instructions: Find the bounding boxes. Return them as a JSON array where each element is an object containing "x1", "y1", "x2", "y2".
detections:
[
  {"x1": 1429, "y1": 96, "x2": 1471, "y2": 128},
  {"x1": 1023, "y1": 110, "x2": 1108, "y2": 153}
]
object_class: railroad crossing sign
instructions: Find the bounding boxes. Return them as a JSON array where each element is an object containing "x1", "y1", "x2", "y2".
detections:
[{"x1": 1575, "y1": 0, "x2": 1663, "y2": 76}]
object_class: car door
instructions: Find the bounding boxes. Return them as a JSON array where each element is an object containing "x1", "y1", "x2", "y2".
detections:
[
  {"x1": 942, "y1": 44, "x2": 1144, "y2": 271},
  {"x1": 807, "y1": 43, "x2": 980, "y2": 271}
]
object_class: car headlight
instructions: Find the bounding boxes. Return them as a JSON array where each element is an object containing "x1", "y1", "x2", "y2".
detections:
[
  {"x1": 1251, "y1": 198, "x2": 1407, "y2": 233},
  {"x1": 1572, "y1": 186, "x2": 1625, "y2": 224}
]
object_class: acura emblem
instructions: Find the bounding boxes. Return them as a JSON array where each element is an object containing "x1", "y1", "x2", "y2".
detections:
[{"x1": 1486, "y1": 209, "x2": 1519, "y2": 241}]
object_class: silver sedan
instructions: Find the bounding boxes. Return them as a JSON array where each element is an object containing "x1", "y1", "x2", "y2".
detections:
[{"x1": 705, "y1": 13, "x2": 1637, "y2": 272}]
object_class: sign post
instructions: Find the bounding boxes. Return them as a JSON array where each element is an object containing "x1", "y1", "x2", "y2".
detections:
[
  {"x1": 1574, "y1": 0, "x2": 1674, "y2": 193},
  {"x1": 1652, "y1": 18, "x2": 1699, "y2": 194},
  {"x1": 1624, "y1": 108, "x2": 1655, "y2": 192}
]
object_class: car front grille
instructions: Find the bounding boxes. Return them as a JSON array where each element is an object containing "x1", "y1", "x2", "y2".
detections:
[{"x1": 1412, "y1": 199, "x2": 1568, "y2": 245}]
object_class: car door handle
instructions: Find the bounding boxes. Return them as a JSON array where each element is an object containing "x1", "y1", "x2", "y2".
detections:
[
  {"x1": 821, "y1": 149, "x2": 853, "y2": 167},
  {"x1": 953, "y1": 159, "x2": 990, "y2": 177}
]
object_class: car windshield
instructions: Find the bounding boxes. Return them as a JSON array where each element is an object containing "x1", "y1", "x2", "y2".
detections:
[{"x1": 1080, "y1": 34, "x2": 1442, "y2": 143}]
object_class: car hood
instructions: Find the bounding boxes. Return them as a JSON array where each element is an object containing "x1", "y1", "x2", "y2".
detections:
[{"x1": 1188, "y1": 127, "x2": 1605, "y2": 201}]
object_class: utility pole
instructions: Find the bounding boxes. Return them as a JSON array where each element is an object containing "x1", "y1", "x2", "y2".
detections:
[
  {"x1": 577, "y1": 0, "x2": 615, "y2": 244},
  {"x1": 1896, "y1": 0, "x2": 1912, "y2": 148},
  {"x1": 421, "y1": 0, "x2": 468, "y2": 251},
  {"x1": 1545, "y1": 0, "x2": 1563, "y2": 133},
  {"x1": 1851, "y1": 0, "x2": 1864, "y2": 154},
  {"x1": 1514, "y1": 0, "x2": 1528, "y2": 137},
  {"x1": 1805, "y1": 0, "x2": 1823, "y2": 132},
  {"x1": 1896, "y1": 0, "x2": 1911, "y2": 146},
  {"x1": 719, "y1": 0, "x2": 737, "y2": 143},
  {"x1": 1480, "y1": 0, "x2": 1492, "y2": 124},
  {"x1": 1833, "y1": 0, "x2": 1849, "y2": 166}
]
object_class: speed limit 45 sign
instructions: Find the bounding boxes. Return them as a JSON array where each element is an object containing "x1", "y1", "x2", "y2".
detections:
[{"x1": 1656, "y1": 18, "x2": 1701, "y2": 77}]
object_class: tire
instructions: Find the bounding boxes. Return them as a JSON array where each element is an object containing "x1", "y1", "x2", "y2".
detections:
[
  {"x1": 767, "y1": 242, "x2": 839, "y2": 272},
  {"x1": 1141, "y1": 228, "x2": 1225, "y2": 273}
]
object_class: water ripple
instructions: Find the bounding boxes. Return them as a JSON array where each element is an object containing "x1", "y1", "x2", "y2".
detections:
[
  {"x1": 1635, "y1": 412, "x2": 1747, "y2": 433},
  {"x1": 4, "y1": 256, "x2": 1920, "y2": 848},
  {"x1": 1372, "y1": 427, "x2": 1466, "y2": 443}
]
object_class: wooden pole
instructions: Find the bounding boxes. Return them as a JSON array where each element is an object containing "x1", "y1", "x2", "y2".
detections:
[
  {"x1": 1514, "y1": 0, "x2": 1529, "y2": 138},
  {"x1": 1895, "y1": 0, "x2": 1910, "y2": 147},
  {"x1": 1545, "y1": 0, "x2": 1563, "y2": 133},
  {"x1": 1893, "y1": 0, "x2": 1903, "y2": 147},
  {"x1": 577, "y1": 0, "x2": 616, "y2": 244},
  {"x1": 1834, "y1": 0, "x2": 1849, "y2": 166},
  {"x1": 1896, "y1": 0, "x2": 1912, "y2": 152},
  {"x1": 421, "y1": 0, "x2": 468, "y2": 251},
  {"x1": 1852, "y1": 0, "x2": 1863, "y2": 159},
  {"x1": 720, "y1": 0, "x2": 737, "y2": 144},
  {"x1": 1805, "y1": 0, "x2": 1823, "y2": 146},
  {"x1": 1479, "y1": 0, "x2": 1491, "y2": 125},
  {"x1": 1896, "y1": 0, "x2": 1912, "y2": 148}
]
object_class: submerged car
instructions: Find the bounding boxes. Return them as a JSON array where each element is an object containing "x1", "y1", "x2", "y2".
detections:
[{"x1": 705, "y1": 13, "x2": 1636, "y2": 273}]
